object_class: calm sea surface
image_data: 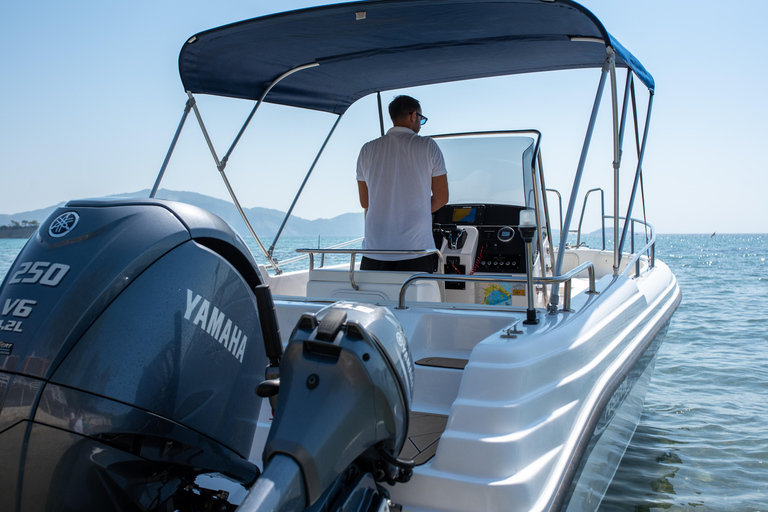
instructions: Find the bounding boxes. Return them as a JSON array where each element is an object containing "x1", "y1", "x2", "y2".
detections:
[{"x1": 1, "y1": 234, "x2": 765, "y2": 511}]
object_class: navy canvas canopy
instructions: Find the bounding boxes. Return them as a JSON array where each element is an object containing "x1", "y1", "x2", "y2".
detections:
[{"x1": 179, "y1": 0, "x2": 654, "y2": 115}]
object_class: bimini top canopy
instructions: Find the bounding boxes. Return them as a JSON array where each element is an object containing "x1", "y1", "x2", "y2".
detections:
[{"x1": 179, "y1": 0, "x2": 653, "y2": 115}]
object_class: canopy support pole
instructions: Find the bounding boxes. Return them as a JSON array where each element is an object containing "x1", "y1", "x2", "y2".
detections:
[
  {"x1": 631, "y1": 80, "x2": 651, "y2": 248},
  {"x1": 268, "y1": 114, "x2": 344, "y2": 259},
  {"x1": 617, "y1": 91, "x2": 654, "y2": 266},
  {"x1": 184, "y1": 63, "x2": 320, "y2": 274},
  {"x1": 548, "y1": 54, "x2": 610, "y2": 312},
  {"x1": 613, "y1": 71, "x2": 634, "y2": 269},
  {"x1": 534, "y1": 151, "x2": 552, "y2": 304},
  {"x1": 187, "y1": 90, "x2": 279, "y2": 271},
  {"x1": 617, "y1": 70, "x2": 633, "y2": 159},
  {"x1": 377, "y1": 92, "x2": 385, "y2": 136},
  {"x1": 220, "y1": 62, "x2": 319, "y2": 172},
  {"x1": 526, "y1": 134, "x2": 549, "y2": 305},
  {"x1": 150, "y1": 97, "x2": 194, "y2": 198},
  {"x1": 609, "y1": 54, "x2": 622, "y2": 274}
]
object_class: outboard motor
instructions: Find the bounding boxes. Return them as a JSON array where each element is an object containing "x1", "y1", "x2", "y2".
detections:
[
  {"x1": 241, "y1": 302, "x2": 415, "y2": 512},
  {"x1": 0, "y1": 198, "x2": 415, "y2": 512},
  {"x1": 0, "y1": 199, "x2": 270, "y2": 511}
]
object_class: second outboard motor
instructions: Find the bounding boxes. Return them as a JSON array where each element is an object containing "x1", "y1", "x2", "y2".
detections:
[
  {"x1": 0, "y1": 199, "x2": 270, "y2": 511},
  {"x1": 241, "y1": 302, "x2": 415, "y2": 512}
]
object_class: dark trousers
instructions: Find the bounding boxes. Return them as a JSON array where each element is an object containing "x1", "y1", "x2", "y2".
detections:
[{"x1": 360, "y1": 254, "x2": 436, "y2": 273}]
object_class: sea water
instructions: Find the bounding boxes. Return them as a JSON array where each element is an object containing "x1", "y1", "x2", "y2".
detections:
[
  {"x1": 600, "y1": 234, "x2": 768, "y2": 512},
  {"x1": 1, "y1": 234, "x2": 766, "y2": 511}
]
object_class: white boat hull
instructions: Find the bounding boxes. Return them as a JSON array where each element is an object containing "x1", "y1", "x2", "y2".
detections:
[{"x1": 248, "y1": 254, "x2": 681, "y2": 512}]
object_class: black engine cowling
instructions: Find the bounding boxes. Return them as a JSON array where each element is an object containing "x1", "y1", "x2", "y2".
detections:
[{"x1": 0, "y1": 199, "x2": 268, "y2": 511}]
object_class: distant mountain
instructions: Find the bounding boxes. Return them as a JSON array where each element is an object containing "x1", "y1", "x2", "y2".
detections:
[
  {"x1": 0, "y1": 204, "x2": 64, "y2": 233},
  {"x1": 0, "y1": 189, "x2": 364, "y2": 239}
]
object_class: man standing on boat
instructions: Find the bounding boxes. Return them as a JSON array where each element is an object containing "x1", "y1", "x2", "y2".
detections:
[{"x1": 356, "y1": 95, "x2": 449, "y2": 272}]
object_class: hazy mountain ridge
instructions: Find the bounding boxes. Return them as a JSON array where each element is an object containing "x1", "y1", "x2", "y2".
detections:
[{"x1": 0, "y1": 189, "x2": 364, "y2": 238}]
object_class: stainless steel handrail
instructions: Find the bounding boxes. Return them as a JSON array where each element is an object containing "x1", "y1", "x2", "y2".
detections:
[
  {"x1": 396, "y1": 261, "x2": 597, "y2": 310},
  {"x1": 618, "y1": 218, "x2": 656, "y2": 278},
  {"x1": 573, "y1": 213, "x2": 656, "y2": 278},
  {"x1": 263, "y1": 237, "x2": 364, "y2": 270},
  {"x1": 575, "y1": 188, "x2": 606, "y2": 249},
  {"x1": 295, "y1": 248, "x2": 444, "y2": 292},
  {"x1": 545, "y1": 188, "x2": 563, "y2": 236}
]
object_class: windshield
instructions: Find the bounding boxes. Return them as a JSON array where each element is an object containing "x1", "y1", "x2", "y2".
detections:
[{"x1": 433, "y1": 133, "x2": 536, "y2": 207}]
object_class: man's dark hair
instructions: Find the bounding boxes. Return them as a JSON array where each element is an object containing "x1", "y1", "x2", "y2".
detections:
[{"x1": 388, "y1": 95, "x2": 421, "y2": 122}]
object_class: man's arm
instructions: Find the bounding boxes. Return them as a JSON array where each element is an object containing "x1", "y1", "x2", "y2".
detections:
[
  {"x1": 430, "y1": 174, "x2": 449, "y2": 213},
  {"x1": 357, "y1": 180, "x2": 369, "y2": 209}
]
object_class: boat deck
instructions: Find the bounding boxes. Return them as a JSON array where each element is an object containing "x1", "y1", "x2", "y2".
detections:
[{"x1": 401, "y1": 412, "x2": 449, "y2": 465}]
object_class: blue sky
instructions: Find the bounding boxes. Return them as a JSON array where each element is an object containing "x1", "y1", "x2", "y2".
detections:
[{"x1": 1, "y1": 0, "x2": 766, "y2": 234}]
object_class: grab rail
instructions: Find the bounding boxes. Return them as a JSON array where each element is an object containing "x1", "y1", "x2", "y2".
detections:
[
  {"x1": 619, "y1": 218, "x2": 656, "y2": 277},
  {"x1": 295, "y1": 248, "x2": 444, "y2": 293},
  {"x1": 575, "y1": 188, "x2": 606, "y2": 249},
  {"x1": 396, "y1": 261, "x2": 597, "y2": 310},
  {"x1": 266, "y1": 237, "x2": 364, "y2": 270},
  {"x1": 587, "y1": 215, "x2": 655, "y2": 278},
  {"x1": 570, "y1": 185, "x2": 656, "y2": 279}
]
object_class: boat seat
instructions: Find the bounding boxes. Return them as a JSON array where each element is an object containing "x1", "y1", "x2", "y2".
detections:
[{"x1": 306, "y1": 268, "x2": 442, "y2": 302}]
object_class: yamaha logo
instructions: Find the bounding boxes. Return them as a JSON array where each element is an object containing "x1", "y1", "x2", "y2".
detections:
[{"x1": 48, "y1": 212, "x2": 80, "y2": 238}]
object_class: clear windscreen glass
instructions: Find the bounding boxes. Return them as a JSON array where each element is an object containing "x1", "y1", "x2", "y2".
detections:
[{"x1": 434, "y1": 134, "x2": 535, "y2": 207}]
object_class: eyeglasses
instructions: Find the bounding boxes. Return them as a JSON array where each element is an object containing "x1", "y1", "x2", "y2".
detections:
[{"x1": 410, "y1": 111, "x2": 428, "y2": 125}]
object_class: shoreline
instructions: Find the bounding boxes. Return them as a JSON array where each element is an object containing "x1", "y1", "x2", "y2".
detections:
[{"x1": 0, "y1": 226, "x2": 36, "y2": 239}]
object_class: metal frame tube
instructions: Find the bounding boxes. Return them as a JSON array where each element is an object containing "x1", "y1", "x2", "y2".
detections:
[
  {"x1": 188, "y1": 91, "x2": 223, "y2": 168},
  {"x1": 523, "y1": 239, "x2": 538, "y2": 324},
  {"x1": 298, "y1": 247, "x2": 443, "y2": 296},
  {"x1": 527, "y1": 140, "x2": 549, "y2": 305},
  {"x1": 182, "y1": 63, "x2": 320, "y2": 274},
  {"x1": 617, "y1": 70, "x2": 633, "y2": 160},
  {"x1": 617, "y1": 93, "x2": 654, "y2": 262},
  {"x1": 187, "y1": 91, "x2": 279, "y2": 271},
  {"x1": 617, "y1": 217, "x2": 656, "y2": 277},
  {"x1": 575, "y1": 188, "x2": 605, "y2": 249},
  {"x1": 630, "y1": 80, "x2": 651, "y2": 247},
  {"x1": 609, "y1": 51, "x2": 621, "y2": 274},
  {"x1": 377, "y1": 91, "x2": 385, "y2": 136},
  {"x1": 151, "y1": 98, "x2": 193, "y2": 198},
  {"x1": 269, "y1": 115, "x2": 343, "y2": 258},
  {"x1": 610, "y1": 68, "x2": 633, "y2": 273},
  {"x1": 536, "y1": 152, "x2": 553, "y2": 304},
  {"x1": 545, "y1": 189, "x2": 563, "y2": 235},
  {"x1": 549, "y1": 60, "x2": 610, "y2": 309},
  {"x1": 220, "y1": 62, "x2": 319, "y2": 171},
  {"x1": 397, "y1": 261, "x2": 597, "y2": 310}
]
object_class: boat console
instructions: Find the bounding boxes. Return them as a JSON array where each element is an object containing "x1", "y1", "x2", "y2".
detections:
[
  {"x1": 433, "y1": 203, "x2": 534, "y2": 306},
  {"x1": 434, "y1": 204, "x2": 528, "y2": 275}
]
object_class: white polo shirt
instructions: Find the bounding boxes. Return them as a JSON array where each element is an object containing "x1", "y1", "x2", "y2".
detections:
[{"x1": 356, "y1": 126, "x2": 447, "y2": 261}]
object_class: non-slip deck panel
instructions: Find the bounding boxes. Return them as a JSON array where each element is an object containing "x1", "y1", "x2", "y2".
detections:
[
  {"x1": 400, "y1": 412, "x2": 449, "y2": 465},
  {"x1": 415, "y1": 358, "x2": 468, "y2": 370}
]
